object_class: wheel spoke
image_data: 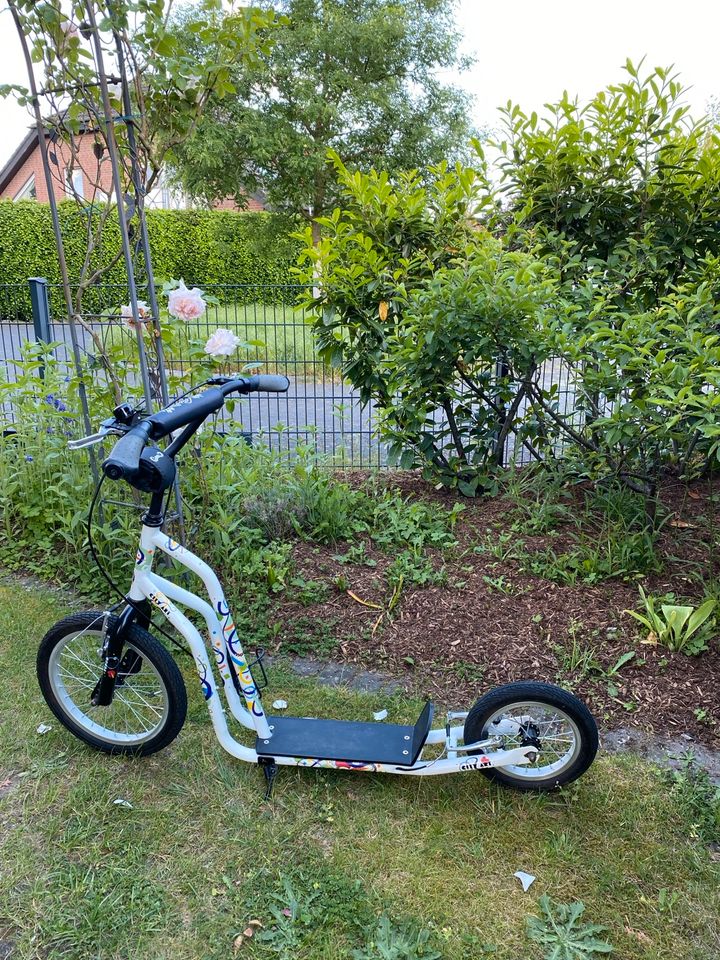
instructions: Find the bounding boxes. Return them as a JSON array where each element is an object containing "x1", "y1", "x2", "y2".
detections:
[
  {"x1": 48, "y1": 630, "x2": 169, "y2": 746},
  {"x1": 484, "y1": 700, "x2": 581, "y2": 779}
]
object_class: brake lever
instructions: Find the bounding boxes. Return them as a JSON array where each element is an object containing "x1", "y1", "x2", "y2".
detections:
[{"x1": 68, "y1": 420, "x2": 125, "y2": 450}]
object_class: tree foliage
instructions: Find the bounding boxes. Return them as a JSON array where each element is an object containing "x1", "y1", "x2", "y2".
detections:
[{"x1": 169, "y1": 0, "x2": 475, "y2": 236}]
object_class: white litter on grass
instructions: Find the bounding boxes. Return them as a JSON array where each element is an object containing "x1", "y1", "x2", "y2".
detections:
[
  {"x1": 373, "y1": 709, "x2": 388, "y2": 721},
  {"x1": 113, "y1": 798, "x2": 133, "y2": 809},
  {"x1": 514, "y1": 871, "x2": 536, "y2": 892},
  {"x1": 36, "y1": 723, "x2": 53, "y2": 735},
  {"x1": 272, "y1": 699, "x2": 288, "y2": 710}
]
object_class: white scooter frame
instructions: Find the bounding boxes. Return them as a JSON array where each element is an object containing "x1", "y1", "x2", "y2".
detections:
[{"x1": 130, "y1": 524, "x2": 539, "y2": 778}]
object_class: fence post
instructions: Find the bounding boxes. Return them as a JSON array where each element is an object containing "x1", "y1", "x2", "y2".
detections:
[
  {"x1": 29, "y1": 277, "x2": 52, "y2": 378},
  {"x1": 493, "y1": 356, "x2": 510, "y2": 466}
]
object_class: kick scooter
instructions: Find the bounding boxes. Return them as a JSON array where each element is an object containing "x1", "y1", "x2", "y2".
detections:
[{"x1": 37, "y1": 375, "x2": 599, "y2": 795}]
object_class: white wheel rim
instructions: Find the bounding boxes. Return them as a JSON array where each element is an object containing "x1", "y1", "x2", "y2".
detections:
[
  {"x1": 48, "y1": 629, "x2": 170, "y2": 746},
  {"x1": 484, "y1": 700, "x2": 582, "y2": 780}
]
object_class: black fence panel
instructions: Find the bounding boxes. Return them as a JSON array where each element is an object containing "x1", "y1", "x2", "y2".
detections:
[{"x1": 0, "y1": 279, "x2": 584, "y2": 468}]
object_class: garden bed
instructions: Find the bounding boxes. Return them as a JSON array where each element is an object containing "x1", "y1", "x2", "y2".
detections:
[{"x1": 267, "y1": 473, "x2": 720, "y2": 749}]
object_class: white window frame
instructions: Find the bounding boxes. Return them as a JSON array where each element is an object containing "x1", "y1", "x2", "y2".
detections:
[
  {"x1": 13, "y1": 173, "x2": 36, "y2": 201},
  {"x1": 65, "y1": 168, "x2": 84, "y2": 199}
]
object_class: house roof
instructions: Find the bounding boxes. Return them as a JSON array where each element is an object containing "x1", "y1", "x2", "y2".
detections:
[{"x1": 0, "y1": 127, "x2": 40, "y2": 194}]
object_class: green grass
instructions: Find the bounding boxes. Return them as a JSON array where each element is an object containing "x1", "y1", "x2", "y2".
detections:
[{"x1": 1, "y1": 582, "x2": 719, "y2": 959}]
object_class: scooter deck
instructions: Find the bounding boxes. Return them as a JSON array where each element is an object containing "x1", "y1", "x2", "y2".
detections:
[{"x1": 256, "y1": 701, "x2": 434, "y2": 766}]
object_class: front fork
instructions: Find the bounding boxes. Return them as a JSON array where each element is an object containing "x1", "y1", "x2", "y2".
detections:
[{"x1": 91, "y1": 601, "x2": 150, "y2": 706}]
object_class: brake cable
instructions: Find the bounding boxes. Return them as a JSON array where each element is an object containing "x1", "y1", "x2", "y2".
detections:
[{"x1": 86, "y1": 475, "x2": 192, "y2": 658}]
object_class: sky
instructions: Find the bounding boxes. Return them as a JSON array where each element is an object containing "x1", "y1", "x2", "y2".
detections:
[{"x1": 0, "y1": 0, "x2": 718, "y2": 170}]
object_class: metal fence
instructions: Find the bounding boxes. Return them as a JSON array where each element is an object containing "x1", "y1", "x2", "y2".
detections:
[
  {"x1": 0, "y1": 279, "x2": 393, "y2": 466},
  {"x1": 0, "y1": 278, "x2": 580, "y2": 468}
]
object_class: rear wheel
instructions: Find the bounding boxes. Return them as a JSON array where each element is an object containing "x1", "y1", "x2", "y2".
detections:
[
  {"x1": 37, "y1": 611, "x2": 187, "y2": 756},
  {"x1": 463, "y1": 681, "x2": 598, "y2": 791}
]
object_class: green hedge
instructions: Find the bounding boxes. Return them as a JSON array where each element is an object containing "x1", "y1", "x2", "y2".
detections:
[{"x1": 0, "y1": 201, "x2": 303, "y2": 315}]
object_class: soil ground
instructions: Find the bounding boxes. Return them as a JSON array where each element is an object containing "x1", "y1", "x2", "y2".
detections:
[{"x1": 268, "y1": 473, "x2": 720, "y2": 750}]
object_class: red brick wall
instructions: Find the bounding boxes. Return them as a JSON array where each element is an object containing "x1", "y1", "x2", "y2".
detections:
[
  {"x1": 214, "y1": 195, "x2": 266, "y2": 212},
  {"x1": 1, "y1": 134, "x2": 111, "y2": 202}
]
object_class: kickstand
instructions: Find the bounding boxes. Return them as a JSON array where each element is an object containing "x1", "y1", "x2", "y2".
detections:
[{"x1": 260, "y1": 759, "x2": 278, "y2": 800}]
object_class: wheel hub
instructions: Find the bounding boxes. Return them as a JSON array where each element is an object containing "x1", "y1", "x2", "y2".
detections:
[{"x1": 518, "y1": 720, "x2": 542, "y2": 751}]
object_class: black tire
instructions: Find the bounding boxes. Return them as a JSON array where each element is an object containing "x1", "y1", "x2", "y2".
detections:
[
  {"x1": 463, "y1": 681, "x2": 598, "y2": 792},
  {"x1": 37, "y1": 611, "x2": 187, "y2": 757}
]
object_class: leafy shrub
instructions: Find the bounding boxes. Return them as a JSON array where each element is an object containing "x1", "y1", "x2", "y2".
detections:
[
  {"x1": 298, "y1": 63, "x2": 720, "y2": 502},
  {"x1": 496, "y1": 60, "x2": 719, "y2": 310},
  {"x1": 0, "y1": 201, "x2": 300, "y2": 316}
]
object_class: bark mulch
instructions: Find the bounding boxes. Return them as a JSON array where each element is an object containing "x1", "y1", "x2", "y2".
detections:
[{"x1": 268, "y1": 473, "x2": 720, "y2": 748}]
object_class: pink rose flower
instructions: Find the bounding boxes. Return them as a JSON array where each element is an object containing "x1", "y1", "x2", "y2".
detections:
[
  {"x1": 168, "y1": 281, "x2": 206, "y2": 322},
  {"x1": 61, "y1": 20, "x2": 80, "y2": 41},
  {"x1": 120, "y1": 300, "x2": 150, "y2": 327},
  {"x1": 204, "y1": 328, "x2": 242, "y2": 358}
]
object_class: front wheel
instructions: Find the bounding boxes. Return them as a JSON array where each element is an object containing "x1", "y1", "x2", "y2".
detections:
[
  {"x1": 37, "y1": 611, "x2": 187, "y2": 756},
  {"x1": 464, "y1": 681, "x2": 598, "y2": 791}
]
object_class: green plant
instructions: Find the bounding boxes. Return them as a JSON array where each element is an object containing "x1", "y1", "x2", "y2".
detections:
[
  {"x1": 523, "y1": 526, "x2": 660, "y2": 584},
  {"x1": 289, "y1": 577, "x2": 328, "y2": 607},
  {"x1": 301, "y1": 172, "x2": 560, "y2": 493},
  {"x1": 693, "y1": 707, "x2": 716, "y2": 727},
  {"x1": 453, "y1": 660, "x2": 485, "y2": 683},
  {"x1": 0, "y1": 200, "x2": 299, "y2": 310},
  {"x1": 482, "y1": 574, "x2": 514, "y2": 594},
  {"x1": 667, "y1": 756, "x2": 720, "y2": 844},
  {"x1": 655, "y1": 888, "x2": 680, "y2": 914},
  {"x1": 526, "y1": 895, "x2": 613, "y2": 959},
  {"x1": 625, "y1": 588, "x2": 716, "y2": 655},
  {"x1": 333, "y1": 542, "x2": 378, "y2": 567},
  {"x1": 298, "y1": 62, "x2": 720, "y2": 503},
  {"x1": 332, "y1": 573, "x2": 350, "y2": 593},
  {"x1": 474, "y1": 531, "x2": 523, "y2": 563},
  {"x1": 559, "y1": 626, "x2": 598, "y2": 681},
  {"x1": 505, "y1": 465, "x2": 573, "y2": 535},
  {"x1": 386, "y1": 548, "x2": 446, "y2": 590},
  {"x1": 352, "y1": 914, "x2": 441, "y2": 960},
  {"x1": 253, "y1": 876, "x2": 320, "y2": 958},
  {"x1": 0, "y1": 348, "x2": 466, "y2": 618}
]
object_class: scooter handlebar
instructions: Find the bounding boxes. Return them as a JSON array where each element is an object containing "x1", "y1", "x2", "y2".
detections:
[{"x1": 102, "y1": 420, "x2": 153, "y2": 482}]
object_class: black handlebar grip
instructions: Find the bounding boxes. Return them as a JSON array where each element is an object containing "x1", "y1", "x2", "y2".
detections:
[
  {"x1": 102, "y1": 421, "x2": 153, "y2": 481},
  {"x1": 254, "y1": 374, "x2": 290, "y2": 393}
]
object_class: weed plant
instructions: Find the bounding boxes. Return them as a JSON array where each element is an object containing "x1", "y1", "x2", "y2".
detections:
[
  {"x1": 0, "y1": 364, "x2": 462, "y2": 624},
  {"x1": 511, "y1": 477, "x2": 664, "y2": 584}
]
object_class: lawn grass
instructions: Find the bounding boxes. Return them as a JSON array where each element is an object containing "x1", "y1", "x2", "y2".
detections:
[{"x1": 1, "y1": 581, "x2": 719, "y2": 960}]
